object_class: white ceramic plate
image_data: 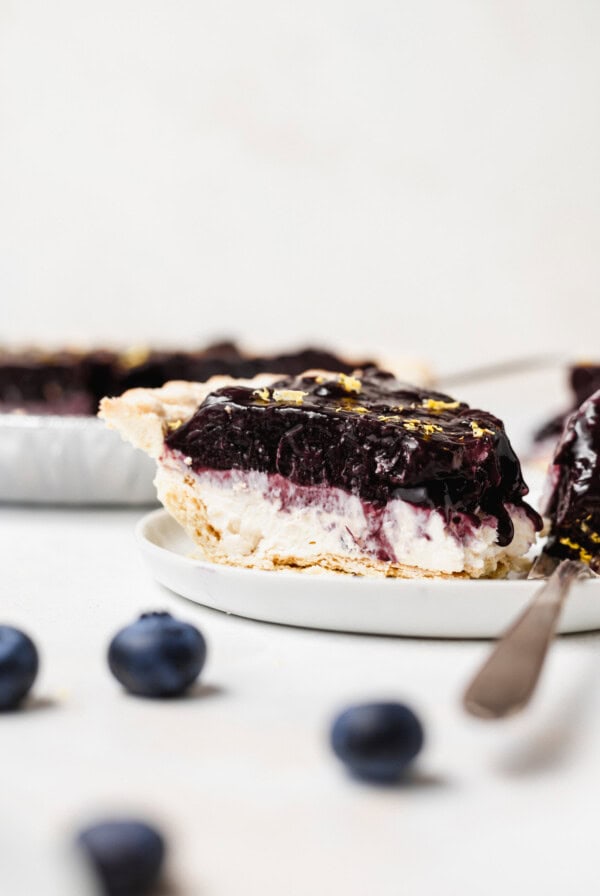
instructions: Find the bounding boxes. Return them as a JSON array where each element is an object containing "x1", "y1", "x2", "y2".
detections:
[{"x1": 137, "y1": 509, "x2": 600, "y2": 638}]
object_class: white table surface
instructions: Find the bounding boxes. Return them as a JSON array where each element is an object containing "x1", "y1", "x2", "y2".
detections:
[{"x1": 2, "y1": 502, "x2": 600, "y2": 895}]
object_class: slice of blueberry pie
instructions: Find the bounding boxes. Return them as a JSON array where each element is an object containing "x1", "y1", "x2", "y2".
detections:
[
  {"x1": 533, "y1": 361, "x2": 600, "y2": 448},
  {"x1": 100, "y1": 369, "x2": 541, "y2": 578},
  {"x1": 542, "y1": 388, "x2": 600, "y2": 570}
]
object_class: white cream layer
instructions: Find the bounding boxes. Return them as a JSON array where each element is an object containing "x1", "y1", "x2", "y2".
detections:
[{"x1": 156, "y1": 461, "x2": 537, "y2": 577}]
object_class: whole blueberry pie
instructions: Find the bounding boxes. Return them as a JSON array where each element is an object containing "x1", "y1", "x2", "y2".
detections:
[
  {"x1": 100, "y1": 369, "x2": 541, "y2": 578},
  {"x1": 0, "y1": 342, "x2": 385, "y2": 415}
]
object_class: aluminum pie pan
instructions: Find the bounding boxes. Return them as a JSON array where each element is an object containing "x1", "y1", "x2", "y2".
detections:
[{"x1": 0, "y1": 413, "x2": 157, "y2": 505}]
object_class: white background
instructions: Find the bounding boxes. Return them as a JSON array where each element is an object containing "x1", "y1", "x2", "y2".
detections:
[{"x1": 1, "y1": 1, "x2": 599, "y2": 372}]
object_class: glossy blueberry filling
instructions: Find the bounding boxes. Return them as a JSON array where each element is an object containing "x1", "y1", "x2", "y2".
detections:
[
  {"x1": 544, "y1": 388, "x2": 600, "y2": 564},
  {"x1": 166, "y1": 369, "x2": 541, "y2": 547}
]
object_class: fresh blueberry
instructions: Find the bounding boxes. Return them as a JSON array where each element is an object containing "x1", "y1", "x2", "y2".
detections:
[
  {"x1": 108, "y1": 611, "x2": 206, "y2": 698},
  {"x1": 331, "y1": 701, "x2": 424, "y2": 783},
  {"x1": 77, "y1": 819, "x2": 165, "y2": 896},
  {"x1": 0, "y1": 625, "x2": 39, "y2": 710}
]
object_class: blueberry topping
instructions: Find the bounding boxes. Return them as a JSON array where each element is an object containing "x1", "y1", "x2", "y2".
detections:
[
  {"x1": 108, "y1": 612, "x2": 206, "y2": 698},
  {"x1": 544, "y1": 388, "x2": 600, "y2": 568},
  {"x1": 167, "y1": 369, "x2": 541, "y2": 546},
  {"x1": 77, "y1": 819, "x2": 165, "y2": 896},
  {"x1": 331, "y1": 702, "x2": 424, "y2": 782},
  {"x1": 0, "y1": 625, "x2": 39, "y2": 710}
]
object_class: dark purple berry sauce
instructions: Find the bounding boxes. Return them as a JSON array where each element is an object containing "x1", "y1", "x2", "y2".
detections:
[
  {"x1": 166, "y1": 369, "x2": 542, "y2": 547},
  {"x1": 544, "y1": 388, "x2": 600, "y2": 566},
  {"x1": 0, "y1": 342, "x2": 375, "y2": 416}
]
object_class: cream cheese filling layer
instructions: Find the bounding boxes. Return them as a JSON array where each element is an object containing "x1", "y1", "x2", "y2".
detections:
[{"x1": 156, "y1": 457, "x2": 537, "y2": 577}]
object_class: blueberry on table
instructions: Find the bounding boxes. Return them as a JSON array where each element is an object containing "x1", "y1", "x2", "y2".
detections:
[
  {"x1": 331, "y1": 702, "x2": 424, "y2": 783},
  {"x1": 108, "y1": 611, "x2": 206, "y2": 698},
  {"x1": 77, "y1": 819, "x2": 165, "y2": 896},
  {"x1": 0, "y1": 625, "x2": 39, "y2": 710}
]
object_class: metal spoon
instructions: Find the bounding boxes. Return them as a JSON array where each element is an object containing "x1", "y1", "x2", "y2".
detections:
[
  {"x1": 438, "y1": 352, "x2": 566, "y2": 389},
  {"x1": 463, "y1": 555, "x2": 596, "y2": 720}
]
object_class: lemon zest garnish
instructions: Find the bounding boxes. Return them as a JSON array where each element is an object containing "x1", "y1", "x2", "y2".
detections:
[
  {"x1": 580, "y1": 520, "x2": 600, "y2": 544},
  {"x1": 336, "y1": 405, "x2": 369, "y2": 415},
  {"x1": 470, "y1": 421, "x2": 493, "y2": 438},
  {"x1": 422, "y1": 398, "x2": 460, "y2": 412},
  {"x1": 272, "y1": 389, "x2": 308, "y2": 405},
  {"x1": 338, "y1": 373, "x2": 362, "y2": 394},
  {"x1": 421, "y1": 423, "x2": 443, "y2": 435},
  {"x1": 252, "y1": 387, "x2": 270, "y2": 401},
  {"x1": 167, "y1": 419, "x2": 183, "y2": 431},
  {"x1": 559, "y1": 537, "x2": 592, "y2": 565},
  {"x1": 401, "y1": 418, "x2": 444, "y2": 435}
]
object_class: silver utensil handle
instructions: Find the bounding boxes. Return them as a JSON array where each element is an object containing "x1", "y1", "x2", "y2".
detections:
[
  {"x1": 463, "y1": 560, "x2": 581, "y2": 719},
  {"x1": 438, "y1": 352, "x2": 566, "y2": 388}
]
